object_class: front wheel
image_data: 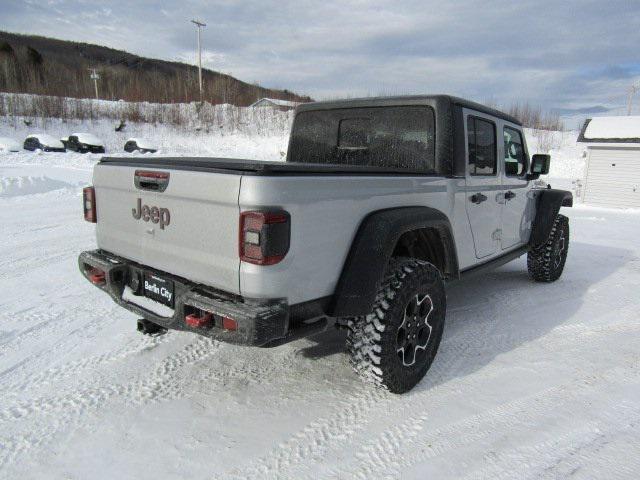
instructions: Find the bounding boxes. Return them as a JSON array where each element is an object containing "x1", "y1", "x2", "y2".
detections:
[
  {"x1": 346, "y1": 258, "x2": 446, "y2": 394},
  {"x1": 527, "y1": 214, "x2": 569, "y2": 282}
]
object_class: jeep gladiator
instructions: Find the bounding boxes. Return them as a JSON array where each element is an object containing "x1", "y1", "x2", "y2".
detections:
[{"x1": 79, "y1": 95, "x2": 572, "y2": 393}]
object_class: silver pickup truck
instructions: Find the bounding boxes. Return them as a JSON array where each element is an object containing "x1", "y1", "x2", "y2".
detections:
[{"x1": 79, "y1": 95, "x2": 572, "y2": 393}]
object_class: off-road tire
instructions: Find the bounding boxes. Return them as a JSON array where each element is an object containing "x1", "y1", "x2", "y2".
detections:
[
  {"x1": 527, "y1": 214, "x2": 569, "y2": 282},
  {"x1": 346, "y1": 258, "x2": 446, "y2": 394}
]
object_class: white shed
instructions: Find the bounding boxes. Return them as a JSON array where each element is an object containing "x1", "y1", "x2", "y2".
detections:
[
  {"x1": 577, "y1": 116, "x2": 640, "y2": 208},
  {"x1": 249, "y1": 98, "x2": 301, "y2": 110}
]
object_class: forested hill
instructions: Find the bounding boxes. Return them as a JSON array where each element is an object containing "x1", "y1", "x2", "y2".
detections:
[{"x1": 0, "y1": 31, "x2": 311, "y2": 106}]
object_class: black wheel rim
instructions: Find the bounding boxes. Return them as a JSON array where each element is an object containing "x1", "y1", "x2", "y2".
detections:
[{"x1": 396, "y1": 293, "x2": 434, "y2": 367}]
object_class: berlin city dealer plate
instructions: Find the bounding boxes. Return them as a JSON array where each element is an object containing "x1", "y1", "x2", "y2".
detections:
[{"x1": 143, "y1": 272, "x2": 174, "y2": 308}]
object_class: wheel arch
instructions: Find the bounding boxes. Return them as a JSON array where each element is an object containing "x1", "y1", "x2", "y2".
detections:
[
  {"x1": 329, "y1": 206, "x2": 459, "y2": 317},
  {"x1": 529, "y1": 189, "x2": 573, "y2": 248}
]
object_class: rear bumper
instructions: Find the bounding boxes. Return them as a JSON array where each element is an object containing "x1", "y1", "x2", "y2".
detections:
[{"x1": 78, "y1": 249, "x2": 292, "y2": 346}]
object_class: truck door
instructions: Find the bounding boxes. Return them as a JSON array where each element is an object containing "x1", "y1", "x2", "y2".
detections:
[
  {"x1": 500, "y1": 125, "x2": 532, "y2": 249},
  {"x1": 464, "y1": 114, "x2": 502, "y2": 259}
]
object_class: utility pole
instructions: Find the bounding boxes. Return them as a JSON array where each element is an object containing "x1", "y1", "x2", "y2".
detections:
[
  {"x1": 627, "y1": 83, "x2": 640, "y2": 115},
  {"x1": 191, "y1": 19, "x2": 206, "y2": 103},
  {"x1": 88, "y1": 68, "x2": 100, "y2": 99}
]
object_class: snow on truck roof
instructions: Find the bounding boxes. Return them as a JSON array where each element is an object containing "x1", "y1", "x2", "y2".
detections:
[
  {"x1": 127, "y1": 138, "x2": 157, "y2": 150},
  {"x1": 578, "y1": 116, "x2": 640, "y2": 144},
  {"x1": 27, "y1": 133, "x2": 64, "y2": 148},
  {"x1": 72, "y1": 132, "x2": 105, "y2": 146}
]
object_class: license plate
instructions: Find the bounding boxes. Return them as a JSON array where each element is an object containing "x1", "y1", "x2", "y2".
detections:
[{"x1": 143, "y1": 273, "x2": 174, "y2": 308}]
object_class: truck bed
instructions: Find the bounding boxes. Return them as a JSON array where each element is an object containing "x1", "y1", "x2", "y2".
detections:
[{"x1": 98, "y1": 156, "x2": 432, "y2": 176}]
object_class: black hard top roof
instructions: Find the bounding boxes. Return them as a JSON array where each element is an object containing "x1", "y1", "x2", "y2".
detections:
[{"x1": 296, "y1": 94, "x2": 522, "y2": 126}]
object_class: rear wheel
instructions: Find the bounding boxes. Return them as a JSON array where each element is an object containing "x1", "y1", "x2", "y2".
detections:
[
  {"x1": 346, "y1": 258, "x2": 446, "y2": 393},
  {"x1": 527, "y1": 214, "x2": 569, "y2": 282}
]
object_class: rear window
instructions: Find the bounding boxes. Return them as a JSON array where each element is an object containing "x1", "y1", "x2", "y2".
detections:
[{"x1": 288, "y1": 106, "x2": 436, "y2": 172}]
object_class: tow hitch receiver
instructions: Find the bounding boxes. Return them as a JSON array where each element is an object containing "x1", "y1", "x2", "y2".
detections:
[{"x1": 137, "y1": 318, "x2": 168, "y2": 336}]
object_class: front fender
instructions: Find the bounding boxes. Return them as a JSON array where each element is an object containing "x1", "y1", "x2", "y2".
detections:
[{"x1": 529, "y1": 189, "x2": 573, "y2": 247}]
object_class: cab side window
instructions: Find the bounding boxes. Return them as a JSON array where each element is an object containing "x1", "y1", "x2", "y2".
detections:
[
  {"x1": 503, "y1": 126, "x2": 527, "y2": 176},
  {"x1": 467, "y1": 116, "x2": 497, "y2": 175}
]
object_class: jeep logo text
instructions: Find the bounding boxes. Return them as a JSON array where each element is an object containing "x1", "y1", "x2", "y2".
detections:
[{"x1": 132, "y1": 198, "x2": 170, "y2": 229}]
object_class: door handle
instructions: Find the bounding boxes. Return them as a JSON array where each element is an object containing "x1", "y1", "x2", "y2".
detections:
[
  {"x1": 504, "y1": 190, "x2": 516, "y2": 200},
  {"x1": 470, "y1": 193, "x2": 488, "y2": 204}
]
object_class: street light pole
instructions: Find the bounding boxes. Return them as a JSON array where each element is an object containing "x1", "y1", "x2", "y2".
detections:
[
  {"x1": 191, "y1": 19, "x2": 207, "y2": 103},
  {"x1": 627, "y1": 84, "x2": 640, "y2": 116},
  {"x1": 88, "y1": 68, "x2": 100, "y2": 99}
]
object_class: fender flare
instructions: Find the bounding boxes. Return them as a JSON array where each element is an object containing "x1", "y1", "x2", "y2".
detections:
[
  {"x1": 529, "y1": 189, "x2": 573, "y2": 247},
  {"x1": 329, "y1": 207, "x2": 459, "y2": 317}
]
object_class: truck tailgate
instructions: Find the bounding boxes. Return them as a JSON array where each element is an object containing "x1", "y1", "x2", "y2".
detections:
[{"x1": 93, "y1": 164, "x2": 241, "y2": 294}]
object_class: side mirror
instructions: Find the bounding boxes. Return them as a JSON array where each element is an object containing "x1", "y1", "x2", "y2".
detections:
[{"x1": 527, "y1": 154, "x2": 550, "y2": 180}]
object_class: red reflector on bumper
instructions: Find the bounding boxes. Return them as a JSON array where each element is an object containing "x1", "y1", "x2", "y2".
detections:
[
  {"x1": 87, "y1": 267, "x2": 106, "y2": 285},
  {"x1": 185, "y1": 312, "x2": 213, "y2": 328},
  {"x1": 222, "y1": 317, "x2": 237, "y2": 331}
]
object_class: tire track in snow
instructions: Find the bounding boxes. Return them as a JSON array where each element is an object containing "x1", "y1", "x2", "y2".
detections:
[
  {"x1": 253, "y1": 300, "x2": 640, "y2": 479},
  {"x1": 226, "y1": 380, "x2": 390, "y2": 480},
  {"x1": 0, "y1": 304, "x2": 113, "y2": 361},
  {"x1": 327, "y1": 364, "x2": 640, "y2": 479},
  {"x1": 226, "y1": 277, "x2": 527, "y2": 478},
  {"x1": 0, "y1": 334, "x2": 319, "y2": 469},
  {"x1": 0, "y1": 336, "x2": 218, "y2": 423},
  {"x1": 225, "y1": 280, "x2": 594, "y2": 479},
  {"x1": 0, "y1": 331, "x2": 172, "y2": 394},
  {"x1": 0, "y1": 336, "x2": 219, "y2": 468},
  {"x1": 0, "y1": 301, "x2": 131, "y2": 394},
  {"x1": 458, "y1": 404, "x2": 640, "y2": 480}
]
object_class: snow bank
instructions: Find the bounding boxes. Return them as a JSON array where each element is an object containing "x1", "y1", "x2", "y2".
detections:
[
  {"x1": 0, "y1": 93, "x2": 294, "y2": 137},
  {"x1": 0, "y1": 175, "x2": 74, "y2": 197},
  {"x1": 523, "y1": 128, "x2": 584, "y2": 186},
  {"x1": 1, "y1": 118, "x2": 288, "y2": 162},
  {"x1": 0, "y1": 136, "x2": 21, "y2": 152}
]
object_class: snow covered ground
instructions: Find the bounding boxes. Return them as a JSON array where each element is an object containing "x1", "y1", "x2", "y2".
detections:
[{"x1": 1, "y1": 131, "x2": 639, "y2": 479}]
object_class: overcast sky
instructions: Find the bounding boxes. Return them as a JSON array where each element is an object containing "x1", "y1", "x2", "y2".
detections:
[{"x1": 3, "y1": 0, "x2": 640, "y2": 122}]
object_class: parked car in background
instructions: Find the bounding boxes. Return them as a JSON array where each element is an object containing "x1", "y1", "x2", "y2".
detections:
[
  {"x1": 124, "y1": 138, "x2": 158, "y2": 154},
  {"x1": 23, "y1": 134, "x2": 66, "y2": 152},
  {"x1": 65, "y1": 133, "x2": 105, "y2": 154},
  {"x1": 0, "y1": 136, "x2": 22, "y2": 152}
]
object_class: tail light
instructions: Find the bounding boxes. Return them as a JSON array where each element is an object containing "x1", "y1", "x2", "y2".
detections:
[
  {"x1": 83, "y1": 186, "x2": 96, "y2": 223},
  {"x1": 239, "y1": 210, "x2": 290, "y2": 265}
]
